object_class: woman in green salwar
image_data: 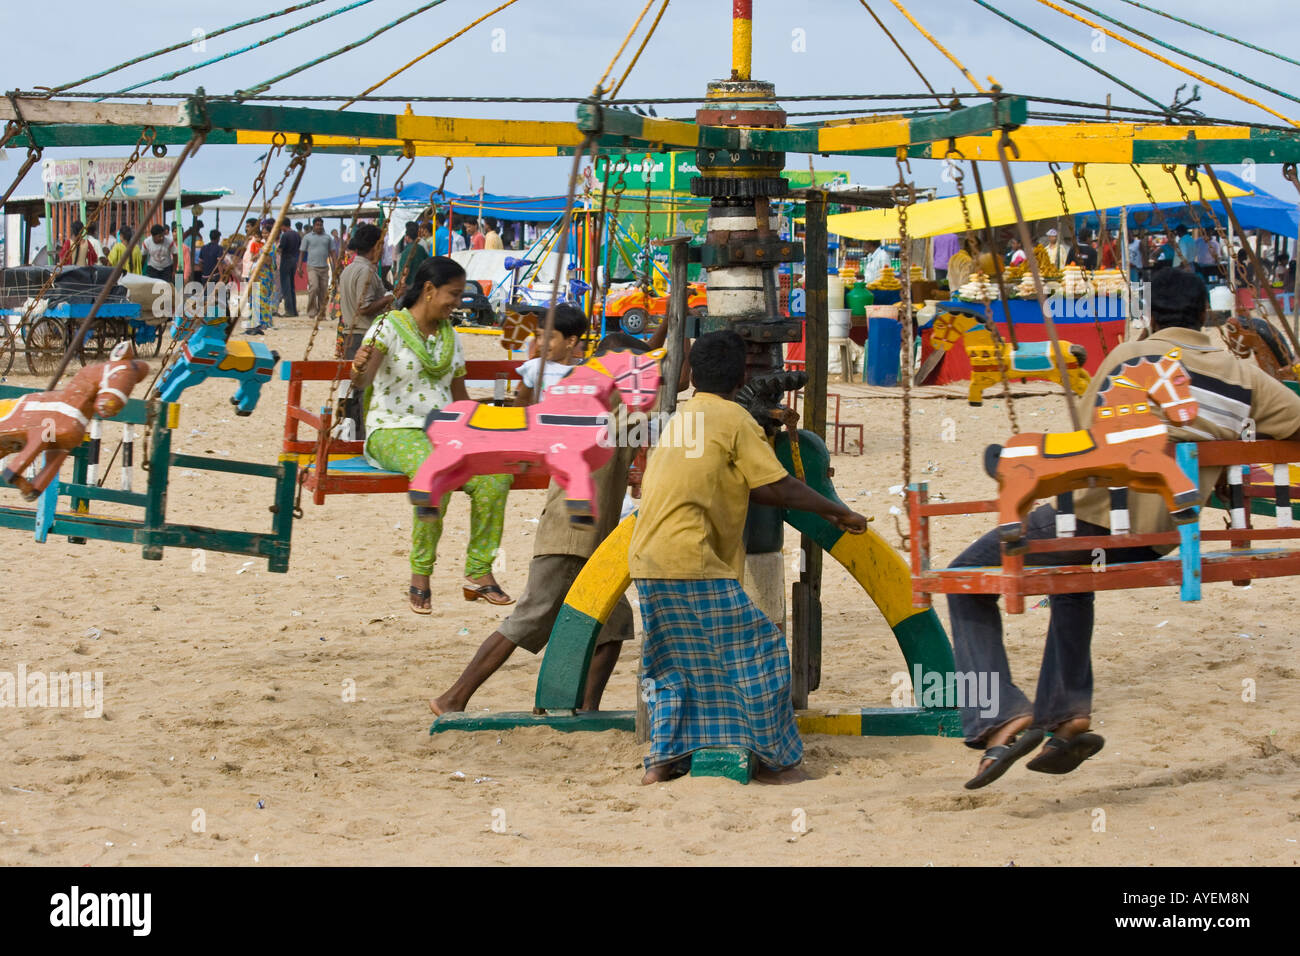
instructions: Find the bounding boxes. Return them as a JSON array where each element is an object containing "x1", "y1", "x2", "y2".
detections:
[{"x1": 349, "y1": 256, "x2": 514, "y2": 614}]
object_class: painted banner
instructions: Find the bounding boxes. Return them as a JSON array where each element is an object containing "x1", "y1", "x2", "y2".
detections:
[
  {"x1": 40, "y1": 157, "x2": 181, "y2": 203},
  {"x1": 82, "y1": 156, "x2": 180, "y2": 201},
  {"x1": 41, "y1": 159, "x2": 83, "y2": 202}
]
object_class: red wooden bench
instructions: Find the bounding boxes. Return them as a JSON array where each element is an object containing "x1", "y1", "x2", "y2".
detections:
[{"x1": 281, "y1": 359, "x2": 551, "y2": 505}]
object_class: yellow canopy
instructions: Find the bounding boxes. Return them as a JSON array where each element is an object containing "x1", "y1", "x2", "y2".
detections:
[{"x1": 827, "y1": 164, "x2": 1250, "y2": 240}]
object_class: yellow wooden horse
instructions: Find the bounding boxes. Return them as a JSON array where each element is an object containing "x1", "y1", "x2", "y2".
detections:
[{"x1": 929, "y1": 312, "x2": 1091, "y2": 406}]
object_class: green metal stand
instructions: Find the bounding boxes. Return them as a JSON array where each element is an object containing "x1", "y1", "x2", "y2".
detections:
[{"x1": 0, "y1": 385, "x2": 295, "y2": 571}]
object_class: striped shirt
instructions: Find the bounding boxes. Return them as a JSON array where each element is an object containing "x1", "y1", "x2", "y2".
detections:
[{"x1": 1074, "y1": 326, "x2": 1300, "y2": 545}]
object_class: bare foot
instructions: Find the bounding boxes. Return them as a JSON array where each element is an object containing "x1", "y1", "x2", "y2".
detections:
[
  {"x1": 640, "y1": 765, "x2": 677, "y2": 785},
  {"x1": 975, "y1": 714, "x2": 1034, "y2": 776},
  {"x1": 754, "y1": 764, "x2": 809, "y2": 785},
  {"x1": 428, "y1": 695, "x2": 459, "y2": 716}
]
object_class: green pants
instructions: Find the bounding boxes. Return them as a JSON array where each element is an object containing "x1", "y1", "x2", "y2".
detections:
[{"x1": 366, "y1": 427, "x2": 511, "y2": 576}]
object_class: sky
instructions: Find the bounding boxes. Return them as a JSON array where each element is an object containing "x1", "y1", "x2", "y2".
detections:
[{"x1": 3, "y1": 0, "x2": 1300, "y2": 211}]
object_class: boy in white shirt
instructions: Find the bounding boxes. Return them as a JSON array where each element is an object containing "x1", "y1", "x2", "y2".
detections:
[{"x1": 514, "y1": 303, "x2": 589, "y2": 404}]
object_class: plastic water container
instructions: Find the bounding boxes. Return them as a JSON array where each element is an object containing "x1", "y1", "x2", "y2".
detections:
[
  {"x1": 1209, "y1": 284, "x2": 1234, "y2": 313},
  {"x1": 866, "y1": 317, "x2": 902, "y2": 386},
  {"x1": 828, "y1": 308, "x2": 852, "y2": 338},
  {"x1": 827, "y1": 270, "x2": 846, "y2": 311}
]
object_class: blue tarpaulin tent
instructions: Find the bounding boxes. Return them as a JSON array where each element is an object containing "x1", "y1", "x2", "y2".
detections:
[
  {"x1": 1073, "y1": 169, "x2": 1299, "y2": 237},
  {"x1": 300, "y1": 182, "x2": 569, "y2": 222}
]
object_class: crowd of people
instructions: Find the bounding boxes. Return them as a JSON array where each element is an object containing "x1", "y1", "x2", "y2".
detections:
[{"x1": 931, "y1": 223, "x2": 1298, "y2": 291}]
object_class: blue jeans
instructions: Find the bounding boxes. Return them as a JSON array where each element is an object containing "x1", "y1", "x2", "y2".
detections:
[{"x1": 946, "y1": 504, "x2": 1160, "y2": 747}]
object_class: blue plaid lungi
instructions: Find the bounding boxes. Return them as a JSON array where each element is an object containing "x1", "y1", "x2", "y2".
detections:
[{"x1": 635, "y1": 577, "x2": 803, "y2": 772}]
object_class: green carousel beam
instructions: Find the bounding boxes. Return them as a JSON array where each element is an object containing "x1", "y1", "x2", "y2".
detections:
[
  {"x1": 4, "y1": 93, "x2": 1029, "y2": 155},
  {"x1": 12, "y1": 94, "x2": 1300, "y2": 163}
]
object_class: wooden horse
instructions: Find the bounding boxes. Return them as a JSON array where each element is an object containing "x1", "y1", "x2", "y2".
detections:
[
  {"x1": 987, "y1": 348, "x2": 1201, "y2": 552},
  {"x1": 929, "y1": 312, "x2": 1091, "y2": 406},
  {"x1": 1221, "y1": 315, "x2": 1299, "y2": 382},
  {"x1": 410, "y1": 348, "x2": 665, "y2": 525},
  {"x1": 0, "y1": 341, "x2": 150, "y2": 500},
  {"x1": 156, "y1": 314, "x2": 279, "y2": 415},
  {"x1": 499, "y1": 309, "x2": 537, "y2": 352}
]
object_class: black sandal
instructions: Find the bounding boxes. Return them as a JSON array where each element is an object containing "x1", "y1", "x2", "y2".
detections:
[
  {"x1": 1026, "y1": 732, "x2": 1105, "y2": 774},
  {"x1": 964, "y1": 728, "x2": 1045, "y2": 790},
  {"x1": 409, "y1": 585, "x2": 432, "y2": 615},
  {"x1": 463, "y1": 582, "x2": 515, "y2": 606}
]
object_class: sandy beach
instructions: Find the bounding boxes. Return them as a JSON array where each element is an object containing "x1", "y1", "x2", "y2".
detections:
[{"x1": 1, "y1": 318, "x2": 1297, "y2": 866}]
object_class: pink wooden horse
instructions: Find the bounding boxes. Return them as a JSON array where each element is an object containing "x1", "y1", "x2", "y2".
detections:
[
  {"x1": 410, "y1": 348, "x2": 665, "y2": 525},
  {"x1": 0, "y1": 341, "x2": 151, "y2": 500}
]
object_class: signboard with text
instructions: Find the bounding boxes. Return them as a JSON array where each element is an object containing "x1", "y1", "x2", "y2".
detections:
[{"x1": 39, "y1": 157, "x2": 180, "y2": 204}]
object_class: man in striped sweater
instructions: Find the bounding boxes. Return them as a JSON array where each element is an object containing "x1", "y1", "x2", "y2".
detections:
[{"x1": 953, "y1": 268, "x2": 1300, "y2": 789}]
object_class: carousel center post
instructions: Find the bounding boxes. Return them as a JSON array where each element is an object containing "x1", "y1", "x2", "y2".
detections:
[{"x1": 690, "y1": 0, "x2": 808, "y2": 684}]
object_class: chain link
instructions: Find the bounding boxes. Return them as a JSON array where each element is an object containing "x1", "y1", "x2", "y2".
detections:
[
  {"x1": 639, "y1": 153, "x2": 654, "y2": 289},
  {"x1": 894, "y1": 151, "x2": 916, "y2": 511},
  {"x1": 946, "y1": 149, "x2": 1020, "y2": 435},
  {"x1": 15, "y1": 126, "x2": 158, "y2": 348},
  {"x1": 1183, "y1": 164, "x2": 1235, "y2": 287}
]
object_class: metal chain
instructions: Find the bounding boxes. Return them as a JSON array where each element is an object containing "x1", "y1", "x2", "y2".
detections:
[
  {"x1": 640, "y1": 153, "x2": 654, "y2": 288},
  {"x1": 388, "y1": 155, "x2": 455, "y2": 303},
  {"x1": 316, "y1": 154, "x2": 380, "y2": 360},
  {"x1": 596, "y1": 160, "x2": 629, "y2": 322},
  {"x1": 243, "y1": 136, "x2": 313, "y2": 319},
  {"x1": 15, "y1": 126, "x2": 158, "y2": 348},
  {"x1": 0, "y1": 144, "x2": 42, "y2": 210},
  {"x1": 947, "y1": 149, "x2": 1020, "y2": 434},
  {"x1": 894, "y1": 150, "x2": 916, "y2": 502},
  {"x1": 1049, "y1": 161, "x2": 1072, "y2": 220},
  {"x1": 1183, "y1": 164, "x2": 1235, "y2": 287},
  {"x1": 1064, "y1": 162, "x2": 1115, "y2": 356},
  {"x1": 1130, "y1": 163, "x2": 1184, "y2": 270}
]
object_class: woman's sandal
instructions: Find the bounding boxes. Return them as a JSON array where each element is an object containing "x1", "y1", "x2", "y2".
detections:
[
  {"x1": 964, "y1": 727, "x2": 1045, "y2": 790},
  {"x1": 409, "y1": 585, "x2": 432, "y2": 615},
  {"x1": 463, "y1": 581, "x2": 515, "y2": 606}
]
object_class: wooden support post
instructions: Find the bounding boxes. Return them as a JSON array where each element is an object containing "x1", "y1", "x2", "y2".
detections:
[
  {"x1": 658, "y1": 237, "x2": 690, "y2": 413},
  {"x1": 908, "y1": 483, "x2": 932, "y2": 608},
  {"x1": 637, "y1": 237, "x2": 691, "y2": 744},
  {"x1": 141, "y1": 401, "x2": 171, "y2": 561},
  {"x1": 791, "y1": 189, "x2": 829, "y2": 709}
]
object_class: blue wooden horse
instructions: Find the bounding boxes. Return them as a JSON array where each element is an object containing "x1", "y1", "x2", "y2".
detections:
[{"x1": 157, "y1": 314, "x2": 279, "y2": 415}]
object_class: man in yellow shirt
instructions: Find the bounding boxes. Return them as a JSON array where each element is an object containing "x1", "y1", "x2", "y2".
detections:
[
  {"x1": 105, "y1": 225, "x2": 143, "y2": 274},
  {"x1": 630, "y1": 330, "x2": 868, "y2": 784}
]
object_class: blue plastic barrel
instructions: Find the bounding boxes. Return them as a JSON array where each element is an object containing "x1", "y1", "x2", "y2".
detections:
[{"x1": 866, "y1": 317, "x2": 901, "y2": 386}]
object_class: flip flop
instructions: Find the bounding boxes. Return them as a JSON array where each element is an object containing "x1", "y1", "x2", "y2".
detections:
[
  {"x1": 1026, "y1": 732, "x2": 1105, "y2": 774},
  {"x1": 964, "y1": 727, "x2": 1045, "y2": 790},
  {"x1": 463, "y1": 582, "x2": 515, "y2": 606},
  {"x1": 409, "y1": 585, "x2": 432, "y2": 615}
]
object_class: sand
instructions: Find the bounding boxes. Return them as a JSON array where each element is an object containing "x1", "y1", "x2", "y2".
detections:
[{"x1": 1, "y1": 316, "x2": 1298, "y2": 866}]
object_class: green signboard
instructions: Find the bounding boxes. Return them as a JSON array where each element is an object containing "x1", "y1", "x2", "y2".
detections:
[{"x1": 597, "y1": 151, "x2": 848, "y2": 194}]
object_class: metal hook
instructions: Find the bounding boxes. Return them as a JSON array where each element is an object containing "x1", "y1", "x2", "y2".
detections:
[{"x1": 997, "y1": 129, "x2": 1019, "y2": 158}]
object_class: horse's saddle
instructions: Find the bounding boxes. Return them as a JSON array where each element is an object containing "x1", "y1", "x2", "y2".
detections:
[
  {"x1": 467, "y1": 404, "x2": 527, "y2": 432},
  {"x1": 1042, "y1": 428, "x2": 1097, "y2": 458},
  {"x1": 1012, "y1": 341, "x2": 1057, "y2": 372}
]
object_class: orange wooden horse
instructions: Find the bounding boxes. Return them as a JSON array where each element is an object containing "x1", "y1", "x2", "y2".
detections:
[
  {"x1": 0, "y1": 341, "x2": 151, "y2": 500},
  {"x1": 987, "y1": 348, "x2": 1201, "y2": 552}
]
